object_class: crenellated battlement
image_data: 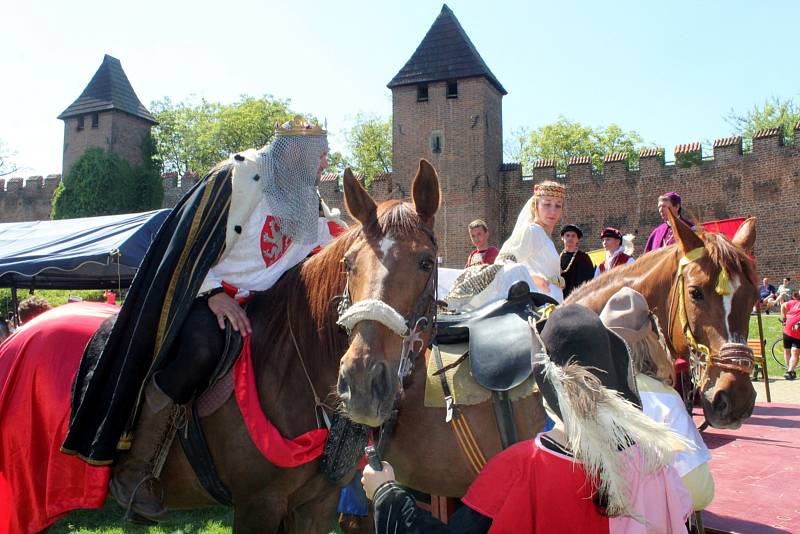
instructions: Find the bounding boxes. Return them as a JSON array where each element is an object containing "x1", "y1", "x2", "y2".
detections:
[{"x1": 0, "y1": 172, "x2": 203, "y2": 223}]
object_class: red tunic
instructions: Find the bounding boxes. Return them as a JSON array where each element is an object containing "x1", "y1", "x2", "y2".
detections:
[
  {"x1": 462, "y1": 437, "x2": 609, "y2": 533},
  {"x1": 598, "y1": 252, "x2": 632, "y2": 274},
  {"x1": 784, "y1": 300, "x2": 800, "y2": 339},
  {"x1": 466, "y1": 246, "x2": 499, "y2": 268}
]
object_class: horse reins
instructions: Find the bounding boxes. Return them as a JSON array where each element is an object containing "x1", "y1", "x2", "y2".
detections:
[{"x1": 666, "y1": 246, "x2": 755, "y2": 390}]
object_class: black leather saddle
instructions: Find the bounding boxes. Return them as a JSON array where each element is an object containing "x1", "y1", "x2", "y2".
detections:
[{"x1": 435, "y1": 282, "x2": 556, "y2": 390}]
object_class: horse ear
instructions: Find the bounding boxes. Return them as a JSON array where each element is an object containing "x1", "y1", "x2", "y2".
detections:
[
  {"x1": 668, "y1": 208, "x2": 703, "y2": 254},
  {"x1": 731, "y1": 217, "x2": 756, "y2": 254},
  {"x1": 343, "y1": 168, "x2": 378, "y2": 231},
  {"x1": 412, "y1": 159, "x2": 440, "y2": 226}
]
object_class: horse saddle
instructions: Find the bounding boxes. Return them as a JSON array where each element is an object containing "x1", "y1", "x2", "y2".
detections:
[{"x1": 436, "y1": 281, "x2": 556, "y2": 391}]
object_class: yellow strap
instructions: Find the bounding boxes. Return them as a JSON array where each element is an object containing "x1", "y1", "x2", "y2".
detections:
[{"x1": 678, "y1": 247, "x2": 706, "y2": 268}]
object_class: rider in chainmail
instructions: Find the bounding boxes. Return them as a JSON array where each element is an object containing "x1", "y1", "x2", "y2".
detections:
[
  {"x1": 109, "y1": 116, "x2": 331, "y2": 520},
  {"x1": 259, "y1": 128, "x2": 329, "y2": 245}
]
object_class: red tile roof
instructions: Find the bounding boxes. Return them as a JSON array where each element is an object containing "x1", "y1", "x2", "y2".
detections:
[
  {"x1": 713, "y1": 136, "x2": 741, "y2": 148},
  {"x1": 533, "y1": 159, "x2": 555, "y2": 168},
  {"x1": 603, "y1": 152, "x2": 627, "y2": 163},
  {"x1": 568, "y1": 155, "x2": 591, "y2": 165},
  {"x1": 674, "y1": 142, "x2": 701, "y2": 155},
  {"x1": 753, "y1": 127, "x2": 782, "y2": 139}
]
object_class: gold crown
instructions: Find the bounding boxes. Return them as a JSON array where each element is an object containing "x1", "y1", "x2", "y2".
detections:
[
  {"x1": 533, "y1": 183, "x2": 566, "y2": 199},
  {"x1": 275, "y1": 115, "x2": 327, "y2": 137}
]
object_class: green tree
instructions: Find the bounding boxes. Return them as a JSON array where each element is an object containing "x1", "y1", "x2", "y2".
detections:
[
  {"x1": 324, "y1": 151, "x2": 351, "y2": 176},
  {"x1": 51, "y1": 148, "x2": 163, "y2": 219},
  {"x1": 725, "y1": 96, "x2": 800, "y2": 149},
  {"x1": 150, "y1": 95, "x2": 297, "y2": 176},
  {"x1": 346, "y1": 113, "x2": 392, "y2": 187},
  {"x1": 514, "y1": 117, "x2": 645, "y2": 175}
]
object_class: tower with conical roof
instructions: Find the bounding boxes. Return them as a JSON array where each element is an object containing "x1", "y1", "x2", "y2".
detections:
[
  {"x1": 389, "y1": 5, "x2": 506, "y2": 265},
  {"x1": 59, "y1": 55, "x2": 157, "y2": 176}
]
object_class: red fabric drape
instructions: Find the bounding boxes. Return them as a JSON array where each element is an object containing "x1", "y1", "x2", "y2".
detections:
[
  {"x1": 0, "y1": 302, "x2": 114, "y2": 534},
  {"x1": 701, "y1": 217, "x2": 746, "y2": 240},
  {"x1": 234, "y1": 338, "x2": 328, "y2": 467}
]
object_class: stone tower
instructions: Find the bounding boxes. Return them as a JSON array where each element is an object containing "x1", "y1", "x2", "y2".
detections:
[
  {"x1": 388, "y1": 4, "x2": 507, "y2": 266},
  {"x1": 58, "y1": 54, "x2": 157, "y2": 177}
]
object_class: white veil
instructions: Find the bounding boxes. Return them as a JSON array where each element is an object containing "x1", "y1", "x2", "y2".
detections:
[{"x1": 499, "y1": 196, "x2": 535, "y2": 260}]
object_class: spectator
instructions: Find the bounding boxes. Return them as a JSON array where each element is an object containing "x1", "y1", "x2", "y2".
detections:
[
  {"x1": 17, "y1": 296, "x2": 52, "y2": 324},
  {"x1": 559, "y1": 224, "x2": 594, "y2": 298},
  {"x1": 594, "y1": 227, "x2": 634, "y2": 278},
  {"x1": 644, "y1": 192, "x2": 695, "y2": 253},
  {"x1": 757, "y1": 277, "x2": 777, "y2": 314},
  {"x1": 465, "y1": 219, "x2": 499, "y2": 267},
  {"x1": 103, "y1": 290, "x2": 118, "y2": 305},
  {"x1": 780, "y1": 291, "x2": 800, "y2": 380},
  {"x1": 766, "y1": 277, "x2": 793, "y2": 310}
]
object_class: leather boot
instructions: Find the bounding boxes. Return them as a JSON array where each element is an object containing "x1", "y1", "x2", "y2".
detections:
[{"x1": 109, "y1": 377, "x2": 179, "y2": 521}]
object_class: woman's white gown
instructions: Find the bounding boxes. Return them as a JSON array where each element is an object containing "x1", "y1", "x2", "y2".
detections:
[{"x1": 441, "y1": 198, "x2": 563, "y2": 311}]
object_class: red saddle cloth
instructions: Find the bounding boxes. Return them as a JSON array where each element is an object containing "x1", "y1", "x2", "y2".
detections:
[
  {"x1": 0, "y1": 302, "x2": 330, "y2": 533},
  {"x1": 0, "y1": 302, "x2": 115, "y2": 534}
]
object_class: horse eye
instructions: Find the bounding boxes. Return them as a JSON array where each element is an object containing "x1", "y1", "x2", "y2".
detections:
[
  {"x1": 342, "y1": 257, "x2": 354, "y2": 272},
  {"x1": 689, "y1": 287, "x2": 704, "y2": 301},
  {"x1": 419, "y1": 258, "x2": 435, "y2": 272}
]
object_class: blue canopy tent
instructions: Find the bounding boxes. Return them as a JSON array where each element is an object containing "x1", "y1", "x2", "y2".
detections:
[{"x1": 0, "y1": 209, "x2": 169, "y2": 291}]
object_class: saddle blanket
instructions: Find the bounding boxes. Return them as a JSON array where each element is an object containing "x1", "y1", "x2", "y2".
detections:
[
  {"x1": 0, "y1": 302, "x2": 329, "y2": 533},
  {"x1": 424, "y1": 342, "x2": 538, "y2": 408},
  {"x1": 0, "y1": 302, "x2": 115, "y2": 534}
]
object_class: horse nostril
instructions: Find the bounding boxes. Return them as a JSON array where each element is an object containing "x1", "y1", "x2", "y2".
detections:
[
  {"x1": 369, "y1": 361, "x2": 390, "y2": 400},
  {"x1": 713, "y1": 390, "x2": 731, "y2": 418}
]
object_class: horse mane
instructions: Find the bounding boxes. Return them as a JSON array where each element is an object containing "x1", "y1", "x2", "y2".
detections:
[
  {"x1": 566, "y1": 229, "x2": 757, "y2": 305},
  {"x1": 696, "y1": 229, "x2": 758, "y2": 285},
  {"x1": 248, "y1": 200, "x2": 424, "y2": 363}
]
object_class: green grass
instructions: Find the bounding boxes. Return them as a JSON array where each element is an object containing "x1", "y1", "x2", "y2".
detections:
[
  {"x1": 749, "y1": 313, "x2": 790, "y2": 378},
  {"x1": 50, "y1": 500, "x2": 232, "y2": 533}
]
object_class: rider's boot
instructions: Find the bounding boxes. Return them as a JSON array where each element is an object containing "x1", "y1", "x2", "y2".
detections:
[{"x1": 109, "y1": 375, "x2": 181, "y2": 521}]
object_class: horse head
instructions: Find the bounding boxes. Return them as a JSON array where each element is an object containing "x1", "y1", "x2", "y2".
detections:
[
  {"x1": 666, "y1": 210, "x2": 758, "y2": 429},
  {"x1": 336, "y1": 160, "x2": 441, "y2": 427}
]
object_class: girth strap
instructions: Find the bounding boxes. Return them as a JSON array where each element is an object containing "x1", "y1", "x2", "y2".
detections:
[
  {"x1": 178, "y1": 403, "x2": 233, "y2": 506},
  {"x1": 491, "y1": 391, "x2": 518, "y2": 450}
]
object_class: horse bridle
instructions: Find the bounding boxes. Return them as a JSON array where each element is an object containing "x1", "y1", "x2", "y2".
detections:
[
  {"x1": 666, "y1": 246, "x2": 755, "y2": 390},
  {"x1": 334, "y1": 224, "x2": 438, "y2": 451}
]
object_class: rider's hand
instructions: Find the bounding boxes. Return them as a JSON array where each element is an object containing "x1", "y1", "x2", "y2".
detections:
[
  {"x1": 531, "y1": 273, "x2": 550, "y2": 292},
  {"x1": 361, "y1": 462, "x2": 396, "y2": 501},
  {"x1": 207, "y1": 292, "x2": 252, "y2": 335}
]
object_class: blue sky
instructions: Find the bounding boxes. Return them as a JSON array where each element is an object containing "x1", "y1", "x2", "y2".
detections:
[{"x1": 2, "y1": 0, "x2": 799, "y2": 177}]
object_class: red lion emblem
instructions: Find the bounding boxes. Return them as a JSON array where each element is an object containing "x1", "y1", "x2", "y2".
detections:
[{"x1": 260, "y1": 216, "x2": 292, "y2": 268}]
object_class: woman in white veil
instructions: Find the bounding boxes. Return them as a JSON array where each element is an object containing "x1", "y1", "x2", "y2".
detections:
[{"x1": 446, "y1": 181, "x2": 566, "y2": 310}]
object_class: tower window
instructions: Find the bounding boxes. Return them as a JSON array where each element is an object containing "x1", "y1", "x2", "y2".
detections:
[
  {"x1": 91, "y1": 112, "x2": 99, "y2": 128},
  {"x1": 417, "y1": 84, "x2": 429, "y2": 102},
  {"x1": 431, "y1": 130, "x2": 443, "y2": 154},
  {"x1": 446, "y1": 81, "x2": 458, "y2": 99},
  {"x1": 76, "y1": 115, "x2": 85, "y2": 131}
]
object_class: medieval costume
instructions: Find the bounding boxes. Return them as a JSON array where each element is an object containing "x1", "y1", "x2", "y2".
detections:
[
  {"x1": 364, "y1": 304, "x2": 692, "y2": 533},
  {"x1": 559, "y1": 224, "x2": 594, "y2": 298},
  {"x1": 445, "y1": 184, "x2": 565, "y2": 310},
  {"x1": 644, "y1": 192, "x2": 694, "y2": 254},
  {"x1": 62, "y1": 116, "x2": 332, "y2": 520},
  {"x1": 600, "y1": 287, "x2": 714, "y2": 512},
  {"x1": 594, "y1": 227, "x2": 634, "y2": 278}
]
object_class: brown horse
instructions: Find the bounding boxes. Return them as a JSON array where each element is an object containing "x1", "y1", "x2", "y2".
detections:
[
  {"x1": 338, "y1": 195, "x2": 758, "y2": 503},
  {"x1": 0, "y1": 162, "x2": 442, "y2": 532},
  {"x1": 567, "y1": 211, "x2": 758, "y2": 429}
]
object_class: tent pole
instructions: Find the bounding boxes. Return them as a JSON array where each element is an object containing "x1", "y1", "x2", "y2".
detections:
[{"x1": 11, "y1": 286, "x2": 19, "y2": 326}]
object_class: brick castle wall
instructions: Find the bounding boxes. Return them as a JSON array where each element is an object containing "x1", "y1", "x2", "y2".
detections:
[{"x1": 0, "y1": 173, "x2": 196, "y2": 222}]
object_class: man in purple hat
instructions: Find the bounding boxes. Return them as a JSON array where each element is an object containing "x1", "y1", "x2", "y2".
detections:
[{"x1": 644, "y1": 192, "x2": 694, "y2": 253}]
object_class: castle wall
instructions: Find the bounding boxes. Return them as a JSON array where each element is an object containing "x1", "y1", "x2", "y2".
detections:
[{"x1": 62, "y1": 110, "x2": 151, "y2": 176}]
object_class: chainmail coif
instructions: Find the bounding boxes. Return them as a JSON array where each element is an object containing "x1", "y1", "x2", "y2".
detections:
[{"x1": 258, "y1": 133, "x2": 328, "y2": 245}]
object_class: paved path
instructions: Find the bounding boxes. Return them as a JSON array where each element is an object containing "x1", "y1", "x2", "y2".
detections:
[{"x1": 752, "y1": 375, "x2": 800, "y2": 404}]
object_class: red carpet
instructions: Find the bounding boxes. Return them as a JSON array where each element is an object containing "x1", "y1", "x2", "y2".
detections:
[{"x1": 699, "y1": 403, "x2": 800, "y2": 533}]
